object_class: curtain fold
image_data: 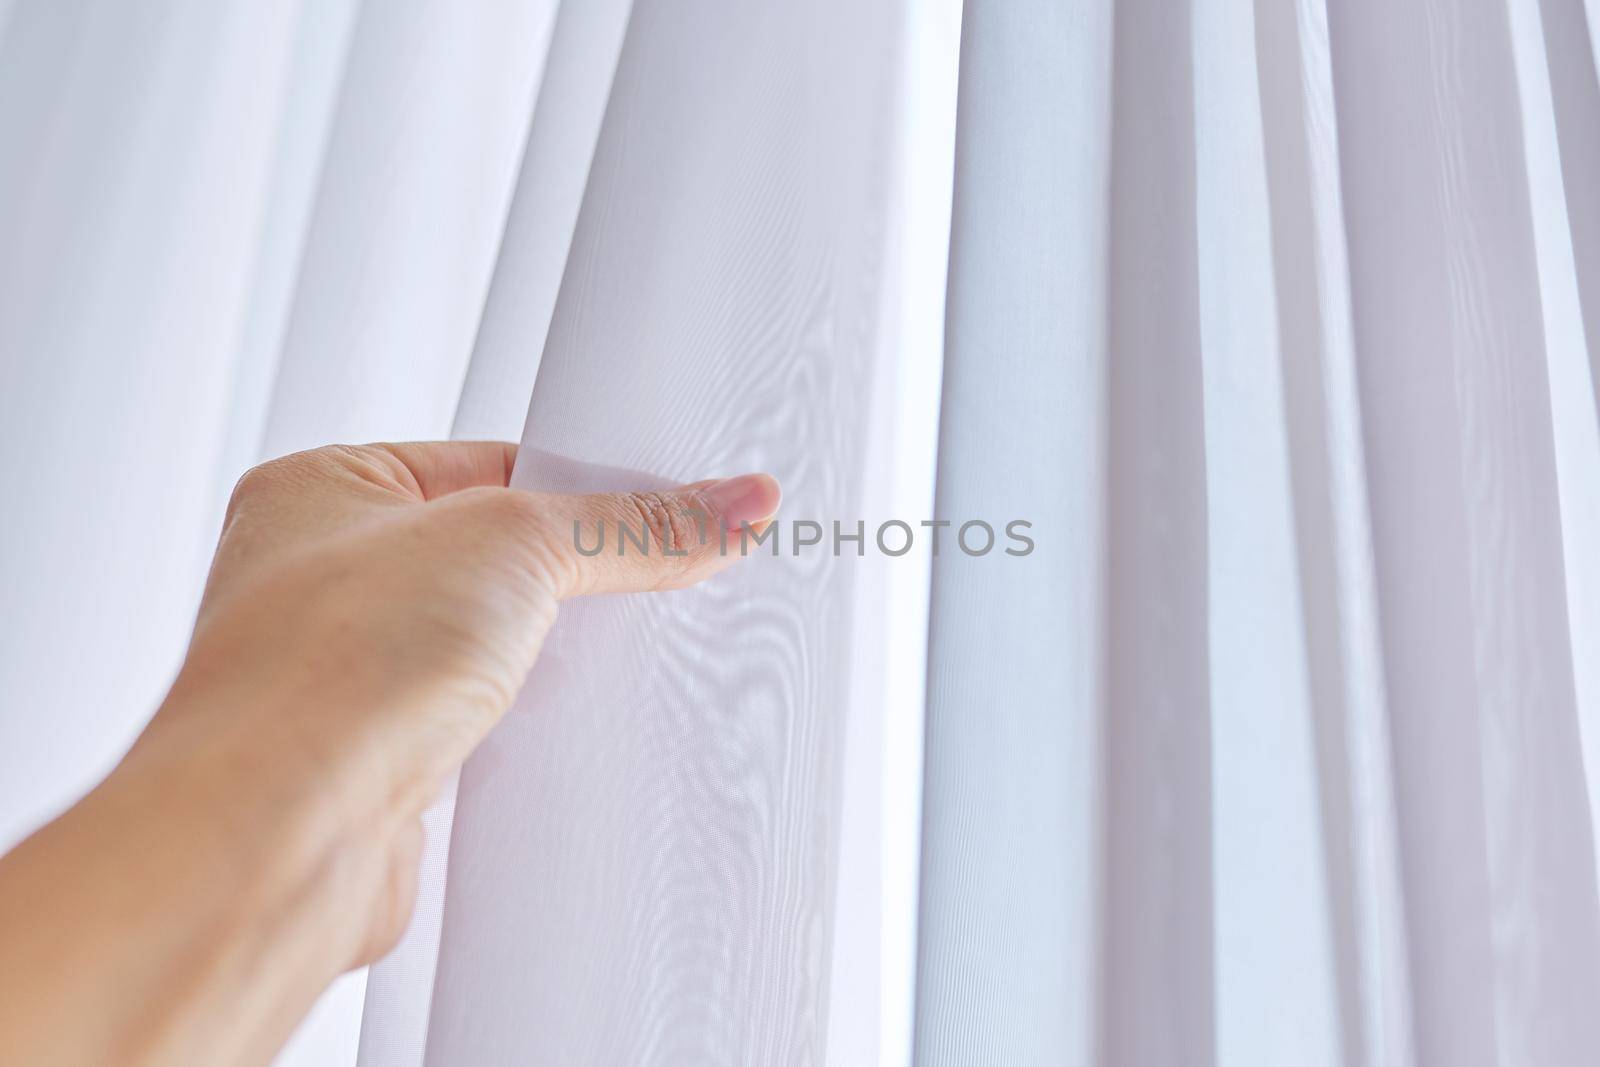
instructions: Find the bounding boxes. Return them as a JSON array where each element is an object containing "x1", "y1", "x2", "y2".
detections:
[
  {"x1": 1201, "y1": 1, "x2": 1355, "y2": 1063},
  {"x1": 1328, "y1": 0, "x2": 1600, "y2": 1061},
  {"x1": 356, "y1": 3, "x2": 632, "y2": 1064},
  {"x1": 920, "y1": 0, "x2": 1600, "y2": 1064},
  {"x1": 413, "y1": 1, "x2": 948, "y2": 1061},
  {"x1": 912, "y1": 2, "x2": 1111, "y2": 1063},
  {"x1": 1251, "y1": 1, "x2": 1414, "y2": 1062},
  {"x1": 2, "y1": 1, "x2": 1600, "y2": 1065}
]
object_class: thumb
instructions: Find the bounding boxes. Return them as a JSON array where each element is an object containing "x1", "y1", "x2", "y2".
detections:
[{"x1": 532, "y1": 473, "x2": 782, "y2": 597}]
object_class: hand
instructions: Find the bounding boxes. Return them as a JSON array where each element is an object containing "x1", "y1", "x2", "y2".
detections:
[{"x1": 0, "y1": 442, "x2": 779, "y2": 1067}]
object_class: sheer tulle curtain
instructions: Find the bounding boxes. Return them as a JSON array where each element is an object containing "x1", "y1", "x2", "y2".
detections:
[
  {"x1": 924, "y1": 3, "x2": 1600, "y2": 1067},
  {"x1": 2, "y1": 2, "x2": 1600, "y2": 1066}
]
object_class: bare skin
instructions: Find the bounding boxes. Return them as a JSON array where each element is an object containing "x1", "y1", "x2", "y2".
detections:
[{"x1": 0, "y1": 441, "x2": 780, "y2": 1066}]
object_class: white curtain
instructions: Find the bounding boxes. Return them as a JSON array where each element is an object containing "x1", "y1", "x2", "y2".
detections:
[{"x1": 1, "y1": 2, "x2": 1598, "y2": 1066}]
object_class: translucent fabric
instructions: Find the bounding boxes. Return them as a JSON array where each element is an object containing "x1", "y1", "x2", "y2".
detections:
[{"x1": 1, "y1": 2, "x2": 1598, "y2": 1065}]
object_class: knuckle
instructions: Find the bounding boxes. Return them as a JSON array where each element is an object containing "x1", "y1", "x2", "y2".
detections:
[
  {"x1": 315, "y1": 443, "x2": 366, "y2": 462},
  {"x1": 227, "y1": 446, "x2": 352, "y2": 515},
  {"x1": 621, "y1": 491, "x2": 698, "y2": 557},
  {"x1": 324, "y1": 443, "x2": 415, "y2": 493},
  {"x1": 226, "y1": 459, "x2": 285, "y2": 516}
]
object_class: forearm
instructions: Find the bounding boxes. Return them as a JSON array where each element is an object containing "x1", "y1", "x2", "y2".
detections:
[{"x1": 0, "y1": 694, "x2": 398, "y2": 1066}]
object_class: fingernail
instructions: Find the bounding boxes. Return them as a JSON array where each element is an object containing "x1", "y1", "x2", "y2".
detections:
[{"x1": 699, "y1": 473, "x2": 781, "y2": 531}]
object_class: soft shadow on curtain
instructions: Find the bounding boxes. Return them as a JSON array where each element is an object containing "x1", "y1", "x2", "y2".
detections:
[{"x1": 1, "y1": 1, "x2": 1598, "y2": 1066}]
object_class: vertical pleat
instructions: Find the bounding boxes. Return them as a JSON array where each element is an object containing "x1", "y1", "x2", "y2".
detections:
[
  {"x1": 449, "y1": 0, "x2": 635, "y2": 442},
  {"x1": 1099, "y1": 0, "x2": 1214, "y2": 1064},
  {"x1": 1327, "y1": 1, "x2": 1600, "y2": 1064},
  {"x1": 1511, "y1": 0, "x2": 1600, "y2": 925},
  {"x1": 911, "y1": 1, "x2": 1112, "y2": 1064},
  {"x1": 258, "y1": 0, "x2": 559, "y2": 459},
  {"x1": 823, "y1": 4, "x2": 959, "y2": 1064},
  {"x1": 1536, "y1": 0, "x2": 1600, "y2": 420},
  {"x1": 1253, "y1": 0, "x2": 1418, "y2": 1063},
  {"x1": 1194, "y1": 0, "x2": 1344, "y2": 1063}
]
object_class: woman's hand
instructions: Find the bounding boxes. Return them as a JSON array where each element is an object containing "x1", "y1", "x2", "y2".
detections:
[{"x1": 0, "y1": 442, "x2": 779, "y2": 1067}]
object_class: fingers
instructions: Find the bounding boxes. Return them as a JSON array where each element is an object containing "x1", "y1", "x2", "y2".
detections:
[
  {"x1": 368, "y1": 441, "x2": 517, "y2": 499},
  {"x1": 533, "y1": 473, "x2": 781, "y2": 597}
]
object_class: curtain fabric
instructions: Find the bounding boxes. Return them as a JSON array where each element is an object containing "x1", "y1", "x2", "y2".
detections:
[
  {"x1": 1, "y1": 1, "x2": 1599, "y2": 1065},
  {"x1": 922, "y1": 1, "x2": 1600, "y2": 1066}
]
